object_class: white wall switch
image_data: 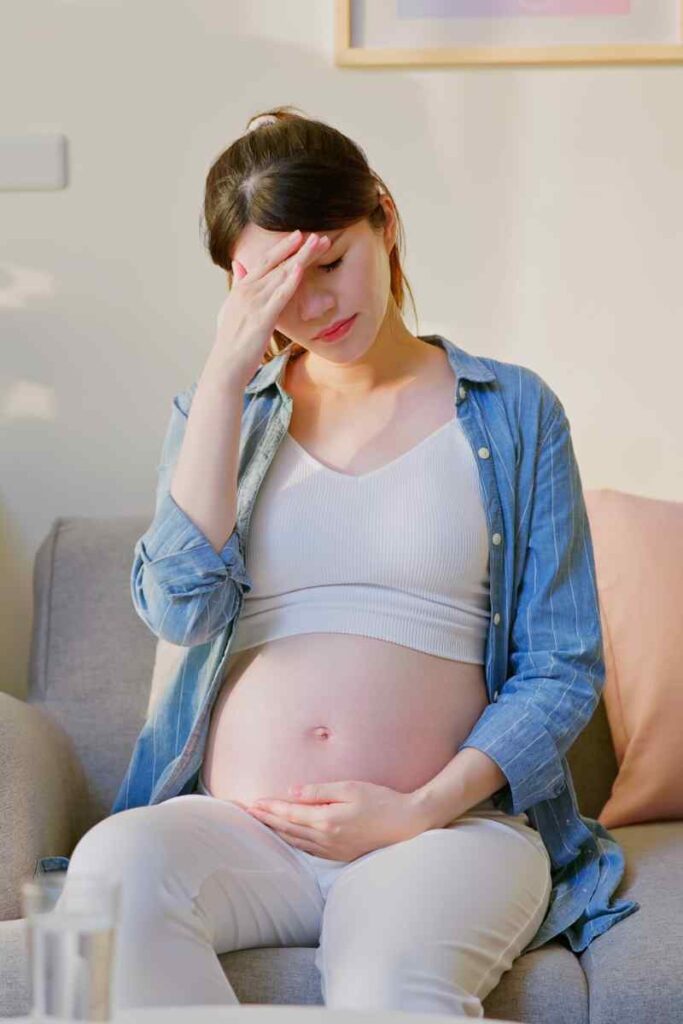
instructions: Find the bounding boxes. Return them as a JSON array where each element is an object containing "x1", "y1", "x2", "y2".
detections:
[{"x1": 0, "y1": 133, "x2": 68, "y2": 190}]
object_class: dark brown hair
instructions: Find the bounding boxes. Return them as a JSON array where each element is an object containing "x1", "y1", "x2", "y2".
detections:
[{"x1": 200, "y1": 105, "x2": 419, "y2": 365}]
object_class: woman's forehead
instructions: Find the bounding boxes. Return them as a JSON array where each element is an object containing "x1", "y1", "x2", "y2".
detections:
[{"x1": 233, "y1": 224, "x2": 349, "y2": 265}]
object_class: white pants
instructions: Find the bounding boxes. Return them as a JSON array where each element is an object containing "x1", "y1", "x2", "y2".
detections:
[{"x1": 66, "y1": 782, "x2": 552, "y2": 1018}]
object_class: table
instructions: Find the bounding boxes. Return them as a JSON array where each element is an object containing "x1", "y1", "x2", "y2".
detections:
[
  {"x1": 115, "y1": 1010, "x2": 520, "y2": 1024},
  {"x1": 6, "y1": 1006, "x2": 521, "y2": 1024}
]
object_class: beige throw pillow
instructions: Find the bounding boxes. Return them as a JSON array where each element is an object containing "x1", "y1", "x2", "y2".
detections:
[{"x1": 584, "y1": 488, "x2": 683, "y2": 828}]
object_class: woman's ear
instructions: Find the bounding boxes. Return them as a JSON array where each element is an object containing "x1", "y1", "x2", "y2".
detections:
[
  {"x1": 379, "y1": 195, "x2": 397, "y2": 256},
  {"x1": 232, "y1": 259, "x2": 246, "y2": 280}
]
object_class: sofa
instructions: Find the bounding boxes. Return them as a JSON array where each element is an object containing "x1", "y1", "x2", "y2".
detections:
[{"x1": 1, "y1": 494, "x2": 681, "y2": 1022}]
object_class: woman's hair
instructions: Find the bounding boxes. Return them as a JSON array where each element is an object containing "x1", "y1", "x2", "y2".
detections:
[{"x1": 200, "y1": 105, "x2": 419, "y2": 365}]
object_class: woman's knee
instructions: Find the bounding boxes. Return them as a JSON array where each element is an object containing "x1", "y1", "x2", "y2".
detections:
[{"x1": 68, "y1": 804, "x2": 177, "y2": 887}]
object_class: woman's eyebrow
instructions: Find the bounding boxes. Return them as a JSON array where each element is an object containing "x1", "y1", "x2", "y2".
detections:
[{"x1": 309, "y1": 229, "x2": 345, "y2": 261}]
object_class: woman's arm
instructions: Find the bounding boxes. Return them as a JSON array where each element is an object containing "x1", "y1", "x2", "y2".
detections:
[{"x1": 130, "y1": 382, "x2": 253, "y2": 647}]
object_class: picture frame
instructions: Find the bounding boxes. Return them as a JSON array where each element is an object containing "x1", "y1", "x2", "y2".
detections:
[{"x1": 334, "y1": 0, "x2": 683, "y2": 67}]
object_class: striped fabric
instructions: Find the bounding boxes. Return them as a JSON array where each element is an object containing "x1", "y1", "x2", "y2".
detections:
[{"x1": 114, "y1": 334, "x2": 639, "y2": 954}]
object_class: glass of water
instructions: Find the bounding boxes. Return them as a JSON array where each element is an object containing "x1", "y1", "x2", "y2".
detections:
[{"x1": 22, "y1": 872, "x2": 120, "y2": 1022}]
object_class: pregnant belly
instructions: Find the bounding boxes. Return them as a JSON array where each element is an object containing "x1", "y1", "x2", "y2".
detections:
[{"x1": 202, "y1": 633, "x2": 489, "y2": 811}]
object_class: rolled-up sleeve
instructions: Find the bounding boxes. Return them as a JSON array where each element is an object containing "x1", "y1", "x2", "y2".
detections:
[
  {"x1": 131, "y1": 389, "x2": 253, "y2": 647},
  {"x1": 458, "y1": 401, "x2": 605, "y2": 816}
]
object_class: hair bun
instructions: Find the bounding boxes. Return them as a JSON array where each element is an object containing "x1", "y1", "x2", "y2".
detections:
[{"x1": 245, "y1": 113, "x2": 280, "y2": 134}]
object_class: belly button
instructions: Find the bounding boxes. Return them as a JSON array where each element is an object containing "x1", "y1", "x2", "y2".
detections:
[{"x1": 311, "y1": 726, "x2": 332, "y2": 741}]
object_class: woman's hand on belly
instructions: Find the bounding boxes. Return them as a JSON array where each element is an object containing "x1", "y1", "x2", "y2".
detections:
[{"x1": 245, "y1": 778, "x2": 430, "y2": 861}]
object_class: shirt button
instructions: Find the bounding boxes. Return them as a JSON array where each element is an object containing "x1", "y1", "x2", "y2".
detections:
[
  {"x1": 478, "y1": 447, "x2": 490, "y2": 459},
  {"x1": 492, "y1": 533, "x2": 502, "y2": 546},
  {"x1": 493, "y1": 612, "x2": 501, "y2": 625},
  {"x1": 458, "y1": 384, "x2": 468, "y2": 400}
]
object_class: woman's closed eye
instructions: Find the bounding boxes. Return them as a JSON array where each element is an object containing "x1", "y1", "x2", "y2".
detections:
[{"x1": 320, "y1": 256, "x2": 344, "y2": 273}]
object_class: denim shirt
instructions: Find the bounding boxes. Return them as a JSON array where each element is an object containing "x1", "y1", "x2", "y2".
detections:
[{"x1": 108, "y1": 333, "x2": 638, "y2": 954}]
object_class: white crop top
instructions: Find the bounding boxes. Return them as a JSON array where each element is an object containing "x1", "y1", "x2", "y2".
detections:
[{"x1": 230, "y1": 414, "x2": 491, "y2": 663}]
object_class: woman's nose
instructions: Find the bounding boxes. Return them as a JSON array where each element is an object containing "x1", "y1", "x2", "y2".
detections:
[{"x1": 296, "y1": 285, "x2": 335, "y2": 321}]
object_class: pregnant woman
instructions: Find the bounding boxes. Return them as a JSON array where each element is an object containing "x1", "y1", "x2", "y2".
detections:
[{"x1": 67, "y1": 106, "x2": 638, "y2": 1015}]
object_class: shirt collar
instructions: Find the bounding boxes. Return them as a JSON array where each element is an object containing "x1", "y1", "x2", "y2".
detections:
[{"x1": 243, "y1": 334, "x2": 496, "y2": 395}]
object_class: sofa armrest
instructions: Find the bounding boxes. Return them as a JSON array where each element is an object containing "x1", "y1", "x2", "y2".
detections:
[{"x1": 0, "y1": 693, "x2": 90, "y2": 921}]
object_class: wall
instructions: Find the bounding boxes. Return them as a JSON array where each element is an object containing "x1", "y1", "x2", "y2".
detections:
[{"x1": 2, "y1": 0, "x2": 682, "y2": 699}]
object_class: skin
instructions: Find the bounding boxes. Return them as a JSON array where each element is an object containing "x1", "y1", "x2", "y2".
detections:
[
  {"x1": 221, "y1": 196, "x2": 459, "y2": 859},
  {"x1": 231, "y1": 195, "x2": 433, "y2": 404}
]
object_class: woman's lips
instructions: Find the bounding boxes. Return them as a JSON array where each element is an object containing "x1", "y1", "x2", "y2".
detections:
[{"x1": 316, "y1": 314, "x2": 357, "y2": 341}]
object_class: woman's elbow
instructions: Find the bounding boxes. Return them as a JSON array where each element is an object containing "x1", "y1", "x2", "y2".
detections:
[{"x1": 130, "y1": 572, "x2": 241, "y2": 647}]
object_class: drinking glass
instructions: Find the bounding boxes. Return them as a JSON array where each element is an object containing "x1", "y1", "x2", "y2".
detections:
[{"x1": 22, "y1": 872, "x2": 121, "y2": 1022}]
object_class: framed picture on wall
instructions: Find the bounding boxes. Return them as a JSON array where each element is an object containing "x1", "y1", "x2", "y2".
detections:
[{"x1": 334, "y1": 0, "x2": 683, "y2": 67}]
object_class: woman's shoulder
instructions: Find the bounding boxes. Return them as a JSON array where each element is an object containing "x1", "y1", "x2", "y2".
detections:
[{"x1": 473, "y1": 350, "x2": 565, "y2": 432}]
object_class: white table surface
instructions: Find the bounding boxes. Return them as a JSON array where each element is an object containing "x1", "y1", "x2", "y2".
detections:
[{"x1": 6, "y1": 1006, "x2": 521, "y2": 1024}]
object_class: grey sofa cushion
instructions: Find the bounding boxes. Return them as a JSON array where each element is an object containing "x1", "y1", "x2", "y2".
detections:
[
  {"x1": 482, "y1": 942, "x2": 589, "y2": 1024},
  {"x1": 28, "y1": 516, "x2": 158, "y2": 822},
  {"x1": 0, "y1": 919, "x2": 30, "y2": 1018},
  {"x1": 579, "y1": 821, "x2": 683, "y2": 1024}
]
